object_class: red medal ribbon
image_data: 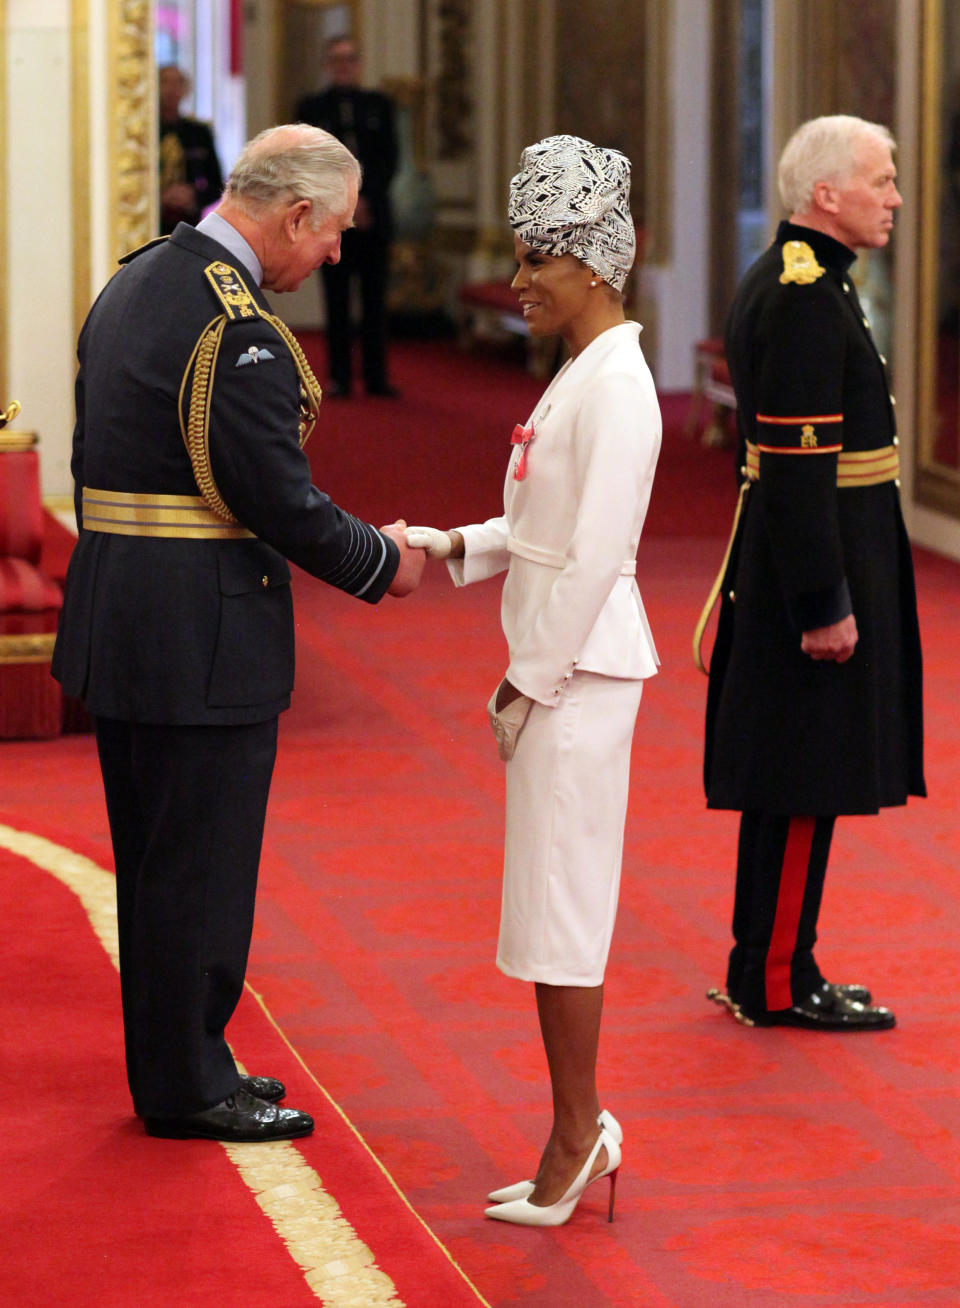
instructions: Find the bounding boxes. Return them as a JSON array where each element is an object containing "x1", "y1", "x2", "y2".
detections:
[{"x1": 511, "y1": 422, "x2": 536, "y2": 480}]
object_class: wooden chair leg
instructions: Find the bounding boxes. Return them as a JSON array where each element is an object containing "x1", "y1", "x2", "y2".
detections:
[{"x1": 701, "y1": 404, "x2": 733, "y2": 448}]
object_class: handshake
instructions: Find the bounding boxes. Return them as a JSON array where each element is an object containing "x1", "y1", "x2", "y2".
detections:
[
  {"x1": 402, "y1": 526, "x2": 463, "y2": 559},
  {"x1": 379, "y1": 522, "x2": 464, "y2": 596}
]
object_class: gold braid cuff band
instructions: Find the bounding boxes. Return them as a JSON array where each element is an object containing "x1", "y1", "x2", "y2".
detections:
[
  {"x1": 744, "y1": 440, "x2": 900, "y2": 487},
  {"x1": 692, "y1": 441, "x2": 901, "y2": 675},
  {"x1": 81, "y1": 488, "x2": 254, "y2": 539}
]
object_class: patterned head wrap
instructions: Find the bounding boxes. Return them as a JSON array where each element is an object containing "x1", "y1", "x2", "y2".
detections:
[{"x1": 508, "y1": 135, "x2": 636, "y2": 291}]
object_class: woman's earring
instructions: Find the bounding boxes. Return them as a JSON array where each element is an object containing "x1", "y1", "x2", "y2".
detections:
[{"x1": 590, "y1": 279, "x2": 598, "y2": 288}]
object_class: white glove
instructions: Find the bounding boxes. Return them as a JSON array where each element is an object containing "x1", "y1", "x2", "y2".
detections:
[
  {"x1": 486, "y1": 683, "x2": 533, "y2": 762},
  {"x1": 405, "y1": 525, "x2": 453, "y2": 558}
]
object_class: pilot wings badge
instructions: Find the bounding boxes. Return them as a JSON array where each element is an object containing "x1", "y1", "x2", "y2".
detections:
[{"x1": 235, "y1": 345, "x2": 277, "y2": 367}]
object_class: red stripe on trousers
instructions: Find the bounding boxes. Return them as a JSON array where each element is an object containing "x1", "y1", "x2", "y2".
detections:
[{"x1": 764, "y1": 816, "x2": 815, "y2": 1010}]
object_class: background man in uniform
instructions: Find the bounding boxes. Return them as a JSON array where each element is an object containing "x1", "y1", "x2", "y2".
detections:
[
  {"x1": 52, "y1": 124, "x2": 424, "y2": 1141},
  {"x1": 297, "y1": 36, "x2": 399, "y2": 397},
  {"x1": 159, "y1": 64, "x2": 224, "y2": 235},
  {"x1": 703, "y1": 114, "x2": 925, "y2": 1031}
]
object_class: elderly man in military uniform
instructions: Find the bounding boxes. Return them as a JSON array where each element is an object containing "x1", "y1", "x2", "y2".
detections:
[
  {"x1": 52, "y1": 124, "x2": 424, "y2": 1140},
  {"x1": 702, "y1": 114, "x2": 925, "y2": 1031}
]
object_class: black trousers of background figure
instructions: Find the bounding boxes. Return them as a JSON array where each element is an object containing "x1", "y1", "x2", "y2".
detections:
[
  {"x1": 726, "y1": 812, "x2": 836, "y2": 1016},
  {"x1": 320, "y1": 227, "x2": 391, "y2": 393},
  {"x1": 95, "y1": 716, "x2": 278, "y2": 1118}
]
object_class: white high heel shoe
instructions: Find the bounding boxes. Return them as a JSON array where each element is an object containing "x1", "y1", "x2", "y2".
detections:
[
  {"x1": 484, "y1": 1125, "x2": 621, "y2": 1227},
  {"x1": 486, "y1": 1109, "x2": 622, "y2": 1204}
]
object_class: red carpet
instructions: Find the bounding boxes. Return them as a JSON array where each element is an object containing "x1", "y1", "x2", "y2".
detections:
[
  {"x1": 0, "y1": 840, "x2": 321, "y2": 1307},
  {"x1": 4, "y1": 336, "x2": 960, "y2": 1305},
  {"x1": 0, "y1": 826, "x2": 486, "y2": 1307}
]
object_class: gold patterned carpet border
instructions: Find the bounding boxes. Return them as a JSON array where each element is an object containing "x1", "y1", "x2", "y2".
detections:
[{"x1": 0, "y1": 822, "x2": 489, "y2": 1308}]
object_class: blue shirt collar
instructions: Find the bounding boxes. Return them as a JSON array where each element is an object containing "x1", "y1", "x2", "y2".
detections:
[{"x1": 196, "y1": 211, "x2": 264, "y2": 287}]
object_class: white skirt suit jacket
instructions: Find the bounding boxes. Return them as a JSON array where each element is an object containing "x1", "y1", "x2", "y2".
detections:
[{"x1": 448, "y1": 321, "x2": 662, "y2": 984}]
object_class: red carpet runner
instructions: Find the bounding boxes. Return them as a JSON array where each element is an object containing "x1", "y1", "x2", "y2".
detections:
[{"x1": 3, "y1": 338, "x2": 960, "y2": 1305}]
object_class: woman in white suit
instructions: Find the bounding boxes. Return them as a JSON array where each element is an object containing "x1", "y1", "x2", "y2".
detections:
[{"x1": 407, "y1": 135, "x2": 661, "y2": 1226}]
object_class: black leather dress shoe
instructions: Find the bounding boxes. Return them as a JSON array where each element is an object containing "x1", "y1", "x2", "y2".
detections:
[
  {"x1": 724, "y1": 981, "x2": 873, "y2": 1008},
  {"x1": 144, "y1": 1088, "x2": 314, "y2": 1141},
  {"x1": 746, "y1": 982, "x2": 895, "y2": 1031},
  {"x1": 241, "y1": 1074, "x2": 285, "y2": 1103},
  {"x1": 136, "y1": 1074, "x2": 285, "y2": 1117},
  {"x1": 825, "y1": 982, "x2": 873, "y2": 1005}
]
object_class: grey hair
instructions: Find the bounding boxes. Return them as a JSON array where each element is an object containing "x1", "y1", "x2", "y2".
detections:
[
  {"x1": 225, "y1": 124, "x2": 361, "y2": 226},
  {"x1": 778, "y1": 114, "x2": 896, "y2": 214}
]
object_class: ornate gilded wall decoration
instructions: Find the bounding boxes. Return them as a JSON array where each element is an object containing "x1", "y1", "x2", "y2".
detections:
[
  {"x1": 434, "y1": 0, "x2": 472, "y2": 159},
  {"x1": 72, "y1": 0, "x2": 92, "y2": 334},
  {"x1": 555, "y1": 0, "x2": 647, "y2": 227},
  {"x1": 110, "y1": 0, "x2": 153, "y2": 260}
]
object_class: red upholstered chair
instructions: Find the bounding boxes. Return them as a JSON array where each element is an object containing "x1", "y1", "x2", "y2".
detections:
[{"x1": 0, "y1": 424, "x2": 63, "y2": 738}]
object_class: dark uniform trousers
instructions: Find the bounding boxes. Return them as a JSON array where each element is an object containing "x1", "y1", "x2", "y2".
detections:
[
  {"x1": 321, "y1": 226, "x2": 390, "y2": 392},
  {"x1": 727, "y1": 812, "x2": 835, "y2": 1013},
  {"x1": 96, "y1": 716, "x2": 279, "y2": 1117}
]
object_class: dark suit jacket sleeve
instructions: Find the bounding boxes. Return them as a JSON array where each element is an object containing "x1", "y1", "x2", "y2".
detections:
[
  {"x1": 362, "y1": 93, "x2": 398, "y2": 196},
  {"x1": 193, "y1": 122, "x2": 224, "y2": 208},
  {"x1": 754, "y1": 282, "x2": 852, "y2": 632},
  {"x1": 295, "y1": 94, "x2": 316, "y2": 124},
  {"x1": 207, "y1": 316, "x2": 399, "y2": 601}
]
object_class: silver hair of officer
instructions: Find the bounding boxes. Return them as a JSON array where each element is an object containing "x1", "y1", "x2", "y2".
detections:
[
  {"x1": 778, "y1": 113, "x2": 896, "y2": 216},
  {"x1": 225, "y1": 123, "x2": 362, "y2": 229}
]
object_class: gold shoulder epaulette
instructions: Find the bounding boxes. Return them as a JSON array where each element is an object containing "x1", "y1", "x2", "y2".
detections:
[
  {"x1": 779, "y1": 240, "x2": 826, "y2": 286},
  {"x1": 204, "y1": 260, "x2": 264, "y2": 320}
]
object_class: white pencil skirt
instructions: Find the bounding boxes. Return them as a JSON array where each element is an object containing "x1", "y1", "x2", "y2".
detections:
[{"x1": 497, "y1": 671, "x2": 645, "y2": 986}]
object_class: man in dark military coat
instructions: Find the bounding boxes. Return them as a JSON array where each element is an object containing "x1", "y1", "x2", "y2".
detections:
[
  {"x1": 703, "y1": 115, "x2": 925, "y2": 1031},
  {"x1": 158, "y1": 65, "x2": 224, "y2": 235},
  {"x1": 296, "y1": 36, "x2": 399, "y2": 397},
  {"x1": 52, "y1": 124, "x2": 424, "y2": 1139}
]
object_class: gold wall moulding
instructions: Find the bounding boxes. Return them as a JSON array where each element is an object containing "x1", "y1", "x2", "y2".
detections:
[
  {"x1": 916, "y1": 0, "x2": 960, "y2": 518},
  {"x1": 433, "y1": 0, "x2": 472, "y2": 160},
  {"x1": 110, "y1": 0, "x2": 153, "y2": 260},
  {"x1": 73, "y1": 0, "x2": 92, "y2": 335}
]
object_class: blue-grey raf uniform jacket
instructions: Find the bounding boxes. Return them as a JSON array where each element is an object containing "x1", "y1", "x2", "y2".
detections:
[{"x1": 52, "y1": 223, "x2": 399, "y2": 725}]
